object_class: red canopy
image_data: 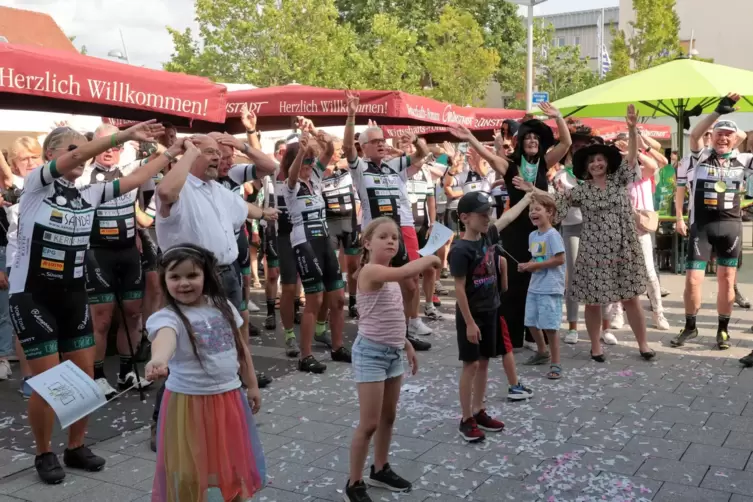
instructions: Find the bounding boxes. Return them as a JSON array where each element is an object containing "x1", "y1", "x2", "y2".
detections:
[
  {"x1": 547, "y1": 118, "x2": 671, "y2": 141},
  {"x1": 0, "y1": 43, "x2": 227, "y2": 127},
  {"x1": 381, "y1": 108, "x2": 526, "y2": 143},
  {"x1": 220, "y1": 84, "x2": 476, "y2": 133}
]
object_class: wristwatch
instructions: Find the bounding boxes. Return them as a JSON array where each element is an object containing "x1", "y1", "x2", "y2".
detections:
[
  {"x1": 163, "y1": 150, "x2": 178, "y2": 164},
  {"x1": 246, "y1": 129, "x2": 257, "y2": 135}
]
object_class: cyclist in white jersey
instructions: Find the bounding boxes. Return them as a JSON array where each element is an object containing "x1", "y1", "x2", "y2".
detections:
[
  {"x1": 343, "y1": 91, "x2": 433, "y2": 350},
  {"x1": 9, "y1": 121, "x2": 167, "y2": 485}
]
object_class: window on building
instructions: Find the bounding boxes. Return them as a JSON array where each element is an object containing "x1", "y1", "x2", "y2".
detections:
[
  {"x1": 552, "y1": 37, "x2": 565, "y2": 48},
  {"x1": 574, "y1": 36, "x2": 581, "y2": 46}
]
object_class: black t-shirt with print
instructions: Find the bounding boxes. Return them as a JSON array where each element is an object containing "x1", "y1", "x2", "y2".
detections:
[{"x1": 448, "y1": 232, "x2": 500, "y2": 315}]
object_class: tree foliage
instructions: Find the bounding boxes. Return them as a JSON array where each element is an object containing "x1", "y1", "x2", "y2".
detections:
[
  {"x1": 607, "y1": 0, "x2": 682, "y2": 79},
  {"x1": 534, "y1": 21, "x2": 598, "y2": 102}
]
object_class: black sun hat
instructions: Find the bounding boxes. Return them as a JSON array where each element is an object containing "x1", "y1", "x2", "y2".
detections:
[
  {"x1": 572, "y1": 144, "x2": 623, "y2": 180},
  {"x1": 517, "y1": 119, "x2": 555, "y2": 152}
]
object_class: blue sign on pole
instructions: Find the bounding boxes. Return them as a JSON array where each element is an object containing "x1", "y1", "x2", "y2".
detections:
[{"x1": 532, "y1": 92, "x2": 549, "y2": 105}]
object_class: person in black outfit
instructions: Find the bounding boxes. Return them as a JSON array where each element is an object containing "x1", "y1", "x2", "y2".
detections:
[{"x1": 449, "y1": 103, "x2": 572, "y2": 347}]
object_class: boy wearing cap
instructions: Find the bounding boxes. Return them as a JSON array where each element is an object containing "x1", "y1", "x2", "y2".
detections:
[{"x1": 448, "y1": 190, "x2": 533, "y2": 442}]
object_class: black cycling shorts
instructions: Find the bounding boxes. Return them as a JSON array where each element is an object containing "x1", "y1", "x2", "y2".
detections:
[
  {"x1": 85, "y1": 246, "x2": 144, "y2": 304},
  {"x1": 277, "y1": 233, "x2": 298, "y2": 285},
  {"x1": 327, "y1": 218, "x2": 361, "y2": 256},
  {"x1": 261, "y1": 230, "x2": 280, "y2": 269},
  {"x1": 236, "y1": 226, "x2": 251, "y2": 276},
  {"x1": 294, "y1": 237, "x2": 345, "y2": 294},
  {"x1": 10, "y1": 289, "x2": 94, "y2": 360},
  {"x1": 139, "y1": 228, "x2": 159, "y2": 273},
  {"x1": 687, "y1": 220, "x2": 742, "y2": 269}
]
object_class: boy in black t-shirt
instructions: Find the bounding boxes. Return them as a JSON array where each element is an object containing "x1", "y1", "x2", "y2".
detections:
[{"x1": 449, "y1": 191, "x2": 534, "y2": 443}]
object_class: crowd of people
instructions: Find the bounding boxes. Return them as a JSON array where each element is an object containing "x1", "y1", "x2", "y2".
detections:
[{"x1": 1, "y1": 90, "x2": 753, "y2": 502}]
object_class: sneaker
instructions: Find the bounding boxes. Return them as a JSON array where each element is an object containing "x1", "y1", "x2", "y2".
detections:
[
  {"x1": 435, "y1": 280, "x2": 448, "y2": 295},
  {"x1": 735, "y1": 285, "x2": 751, "y2": 308},
  {"x1": 298, "y1": 355, "x2": 327, "y2": 373},
  {"x1": 247, "y1": 299, "x2": 261, "y2": 313},
  {"x1": 19, "y1": 377, "x2": 32, "y2": 399},
  {"x1": 408, "y1": 318, "x2": 432, "y2": 337},
  {"x1": 63, "y1": 445, "x2": 105, "y2": 472},
  {"x1": 294, "y1": 311, "x2": 302, "y2": 325},
  {"x1": 523, "y1": 341, "x2": 538, "y2": 351},
  {"x1": 563, "y1": 329, "x2": 579, "y2": 344},
  {"x1": 740, "y1": 351, "x2": 753, "y2": 367},
  {"x1": 343, "y1": 479, "x2": 372, "y2": 502},
  {"x1": 314, "y1": 329, "x2": 333, "y2": 348},
  {"x1": 653, "y1": 313, "x2": 670, "y2": 330},
  {"x1": 474, "y1": 409, "x2": 505, "y2": 432},
  {"x1": 407, "y1": 334, "x2": 431, "y2": 351},
  {"x1": 248, "y1": 323, "x2": 261, "y2": 337},
  {"x1": 458, "y1": 417, "x2": 485, "y2": 443},
  {"x1": 523, "y1": 352, "x2": 551, "y2": 365},
  {"x1": 256, "y1": 372, "x2": 272, "y2": 388},
  {"x1": 118, "y1": 371, "x2": 153, "y2": 391},
  {"x1": 508, "y1": 383, "x2": 534, "y2": 401},
  {"x1": 670, "y1": 328, "x2": 698, "y2": 347},
  {"x1": 609, "y1": 314, "x2": 624, "y2": 330},
  {"x1": 348, "y1": 305, "x2": 359, "y2": 319},
  {"x1": 601, "y1": 330, "x2": 618, "y2": 345},
  {"x1": 424, "y1": 304, "x2": 442, "y2": 320},
  {"x1": 440, "y1": 269, "x2": 449, "y2": 279},
  {"x1": 35, "y1": 452, "x2": 65, "y2": 484},
  {"x1": 366, "y1": 463, "x2": 411, "y2": 492},
  {"x1": 717, "y1": 331, "x2": 731, "y2": 350},
  {"x1": 432, "y1": 294, "x2": 441, "y2": 307},
  {"x1": 150, "y1": 422, "x2": 157, "y2": 453},
  {"x1": 285, "y1": 336, "x2": 300, "y2": 358},
  {"x1": 95, "y1": 377, "x2": 117, "y2": 400},
  {"x1": 264, "y1": 315, "x2": 276, "y2": 330},
  {"x1": 331, "y1": 346, "x2": 352, "y2": 363},
  {"x1": 0, "y1": 359, "x2": 11, "y2": 380},
  {"x1": 660, "y1": 287, "x2": 671, "y2": 298}
]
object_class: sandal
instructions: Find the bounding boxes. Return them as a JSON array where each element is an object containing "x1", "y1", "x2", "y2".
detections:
[
  {"x1": 523, "y1": 352, "x2": 551, "y2": 366},
  {"x1": 590, "y1": 351, "x2": 606, "y2": 363},
  {"x1": 547, "y1": 364, "x2": 562, "y2": 380},
  {"x1": 640, "y1": 349, "x2": 656, "y2": 361}
]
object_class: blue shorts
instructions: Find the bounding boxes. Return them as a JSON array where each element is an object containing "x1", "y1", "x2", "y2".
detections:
[
  {"x1": 352, "y1": 335, "x2": 405, "y2": 383},
  {"x1": 524, "y1": 292, "x2": 564, "y2": 331}
]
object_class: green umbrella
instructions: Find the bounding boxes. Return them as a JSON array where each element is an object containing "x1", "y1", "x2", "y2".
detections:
[{"x1": 545, "y1": 58, "x2": 753, "y2": 157}]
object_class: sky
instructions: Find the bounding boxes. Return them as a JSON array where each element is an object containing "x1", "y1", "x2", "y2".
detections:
[{"x1": 1, "y1": 0, "x2": 620, "y2": 71}]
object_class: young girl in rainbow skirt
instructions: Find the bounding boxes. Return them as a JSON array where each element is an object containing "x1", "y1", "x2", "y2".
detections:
[{"x1": 145, "y1": 244, "x2": 265, "y2": 502}]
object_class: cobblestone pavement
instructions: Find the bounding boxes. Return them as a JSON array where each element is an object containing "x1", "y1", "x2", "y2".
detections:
[{"x1": 5, "y1": 238, "x2": 753, "y2": 501}]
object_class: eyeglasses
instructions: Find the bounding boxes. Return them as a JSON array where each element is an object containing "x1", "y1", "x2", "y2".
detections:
[{"x1": 365, "y1": 139, "x2": 386, "y2": 146}]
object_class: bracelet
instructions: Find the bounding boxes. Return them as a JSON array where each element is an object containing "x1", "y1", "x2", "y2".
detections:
[
  {"x1": 163, "y1": 150, "x2": 177, "y2": 163},
  {"x1": 110, "y1": 133, "x2": 119, "y2": 147},
  {"x1": 246, "y1": 129, "x2": 256, "y2": 135},
  {"x1": 346, "y1": 121, "x2": 356, "y2": 126}
]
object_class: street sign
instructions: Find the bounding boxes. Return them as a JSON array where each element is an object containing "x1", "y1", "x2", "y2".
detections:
[{"x1": 532, "y1": 92, "x2": 549, "y2": 105}]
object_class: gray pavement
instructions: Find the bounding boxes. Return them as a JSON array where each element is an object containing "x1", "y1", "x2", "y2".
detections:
[{"x1": 5, "y1": 229, "x2": 753, "y2": 500}]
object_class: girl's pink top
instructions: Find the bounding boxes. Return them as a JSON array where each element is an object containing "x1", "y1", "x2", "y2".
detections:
[
  {"x1": 357, "y1": 280, "x2": 406, "y2": 348},
  {"x1": 628, "y1": 176, "x2": 654, "y2": 211}
]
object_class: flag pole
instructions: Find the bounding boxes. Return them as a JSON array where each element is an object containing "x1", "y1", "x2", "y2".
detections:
[{"x1": 599, "y1": 8, "x2": 605, "y2": 78}]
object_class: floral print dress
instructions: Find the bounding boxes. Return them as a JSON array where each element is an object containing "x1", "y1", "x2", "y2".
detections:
[{"x1": 555, "y1": 161, "x2": 647, "y2": 305}]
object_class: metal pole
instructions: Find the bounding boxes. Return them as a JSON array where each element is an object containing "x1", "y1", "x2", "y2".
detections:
[
  {"x1": 526, "y1": 4, "x2": 534, "y2": 111},
  {"x1": 119, "y1": 29, "x2": 131, "y2": 64}
]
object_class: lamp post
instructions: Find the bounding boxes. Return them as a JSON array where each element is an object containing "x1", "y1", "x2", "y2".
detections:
[
  {"x1": 107, "y1": 29, "x2": 131, "y2": 64},
  {"x1": 510, "y1": 0, "x2": 549, "y2": 111}
]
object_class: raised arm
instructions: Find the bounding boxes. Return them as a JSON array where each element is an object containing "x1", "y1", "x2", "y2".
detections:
[
  {"x1": 493, "y1": 192, "x2": 533, "y2": 232},
  {"x1": 637, "y1": 152, "x2": 659, "y2": 178},
  {"x1": 343, "y1": 91, "x2": 359, "y2": 162},
  {"x1": 217, "y1": 134, "x2": 277, "y2": 177},
  {"x1": 360, "y1": 255, "x2": 441, "y2": 285},
  {"x1": 0, "y1": 149, "x2": 13, "y2": 188},
  {"x1": 55, "y1": 120, "x2": 164, "y2": 179},
  {"x1": 240, "y1": 104, "x2": 262, "y2": 151},
  {"x1": 287, "y1": 133, "x2": 310, "y2": 189},
  {"x1": 539, "y1": 103, "x2": 572, "y2": 168},
  {"x1": 626, "y1": 104, "x2": 640, "y2": 169},
  {"x1": 404, "y1": 134, "x2": 430, "y2": 178},
  {"x1": 449, "y1": 125, "x2": 509, "y2": 176},
  {"x1": 119, "y1": 142, "x2": 184, "y2": 195},
  {"x1": 156, "y1": 138, "x2": 201, "y2": 216},
  {"x1": 690, "y1": 93, "x2": 740, "y2": 152}
]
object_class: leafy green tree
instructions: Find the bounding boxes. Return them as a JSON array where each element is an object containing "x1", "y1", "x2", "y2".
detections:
[
  {"x1": 423, "y1": 6, "x2": 500, "y2": 105},
  {"x1": 607, "y1": 0, "x2": 682, "y2": 79},
  {"x1": 67, "y1": 35, "x2": 88, "y2": 55}
]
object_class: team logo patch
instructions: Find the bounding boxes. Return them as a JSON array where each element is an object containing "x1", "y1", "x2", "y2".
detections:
[
  {"x1": 40, "y1": 259, "x2": 64, "y2": 271},
  {"x1": 100, "y1": 228, "x2": 119, "y2": 235},
  {"x1": 50, "y1": 210, "x2": 63, "y2": 223}
]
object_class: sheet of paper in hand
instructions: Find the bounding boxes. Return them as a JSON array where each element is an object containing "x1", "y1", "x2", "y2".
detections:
[
  {"x1": 418, "y1": 222, "x2": 453, "y2": 257},
  {"x1": 27, "y1": 360, "x2": 108, "y2": 429}
]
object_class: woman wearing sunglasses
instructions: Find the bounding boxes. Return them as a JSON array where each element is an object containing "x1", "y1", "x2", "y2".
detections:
[{"x1": 8, "y1": 121, "x2": 169, "y2": 484}]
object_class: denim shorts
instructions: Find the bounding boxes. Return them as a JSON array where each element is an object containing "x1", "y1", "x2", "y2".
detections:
[
  {"x1": 352, "y1": 335, "x2": 405, "y2": 383},
  {"x1": 524, "y1": 292, "x2": 564, "y2": 331}
]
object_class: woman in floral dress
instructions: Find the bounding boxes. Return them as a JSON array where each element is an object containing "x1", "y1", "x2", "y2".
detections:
[{"x1": 515, "y1": 105, "x2": 655, "y2": 361}]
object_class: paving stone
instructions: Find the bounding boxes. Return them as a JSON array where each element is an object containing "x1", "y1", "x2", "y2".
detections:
[
  {"x1": 583, "y1": 472, "x2": 663, "y2": 500},
  {"x1": 726, "y1": 430, "x2": 753, "y2": 451},
  {"x1": 415, "y1": 443, "x2": 488, "y2": 471},
  {"x1": 692, "y1": 396, "x2": 747, "y2": 415},
  {"x1": 653, "y1": 482, "x2": 734, "y2": 502},
  {"x1": 279, "y1": 421, "x2": 348, "y2": 443},
  {"x1": 674, "y1": 382, "x2": 727, "y2": 398},
  {"x1": 682, "y1": 443, "x2": 751, "y2": 469},
  {"x1": 308, "y1": 446, "x2": 352, "y2": 474},
  {"x1": 76, "y1": 457, "x2": 156, "y2": 486},
  {"x1": 622, "y1": 435, "x2": 691, "y2": 460},
  {"x1": 707, "y1": 413, "x2": 753, "y2": 433},
  {"x1": 567, "y1": 426, "x2": 634, "y2": 450},
  {"x1": 265, "y1": 462, "x2": 327, "y2": 492},
  {"x1": 467, "y1": 452, "x2": 541, "y2": 478},
  {"x1": 265, "y1": 439, "x2": 338, "y2": 465},
  {"x1": 0, "y1": 470, "x2": 39, "y2": 495},
  {"x1": 388, "y1": 435, "x2": 439, "y2": 460},
  {"x1": 414, "y1": 466, "x2": 489, "y2": 497},
  {"x1": 292, "y1": 469, "x2": 343, "y2": 501},
  {"x1": 59, "y1": 482, "x2": 146, "y2": 502},
  {"x1": 471, "y1": 476, "x2": 540, "y2": 501},
  {"x1": 652, "y1": 406, "x2": 711, "y2": 426},
  {"x1": 665, "y1": 423, "x2": 731, "y2": 447},
  {"x1": 640, "y1": 390, "x2": 694, "y2": 407},
  {"x1": 701, "y1": 466, "x2": 753, "y2": 495},
  {"x1": 617, "y1": 417, "x2": 674, "y2": 438},
  {"x1": 580, "y1": 451, "x2": 647, "y2": 477},
  {"x1": 252, "y1": 486, "x2": 308, "y2": 502},
  {"x1": 255, "y1": 414, "x2": 304, "y2": 435},
  {"x1": 731, "y1": 495, "x2": 753, "y2": 502},
  {"x1": 560, "y1": 409, "x2": 622, "y2": 430},
  {"x1": 258, "y1": 432, "x2": 295, "y2": 453},
  {"x1": 600, "y1": 399, "x2": 661, "y2": 419},
  {"x1": 0, "y1": 448, "x2": 32, "y2": 479},
  {"x1": 0, "y1": 496, "x2": 33, "y2": 502},
  {"x1": 11, "y1": 474, "x2": 102, "y2": 502},
  {"x1": 635, "y1": 457, "x2": 709, "y2": 486}
]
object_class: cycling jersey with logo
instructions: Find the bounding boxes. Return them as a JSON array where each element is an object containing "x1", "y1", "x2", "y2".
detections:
[
  {"x1": 274, "y1": 173, "x2": 293, "y2": 235},
  {"x1": 321, "y1": 168, "x2": 357, "y2": 218},
  {"x1": 456, "y1": 169, "x2": 494, "y2": 196},
  {"x1": 348, "y1": 155, "x2": 412, "y2": 227},
  {"x1": 218, "y1": 163, "x2": 257, "y2": 198},
  {"x1": 282, "y1": 166, "x2": 328, "y2": 247},
  {"x1": 677, "y1": 148, "x2": 753, "y2": 225},
  {"x1": 407, "y1": 167, "x2": 434, "y2": 228},
  {"x1": 81, "y1": 160, "x2": 146, "y2": 248},
  {"x1": 10, "y1": 161, "x2": 119, "y2": 294}
]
